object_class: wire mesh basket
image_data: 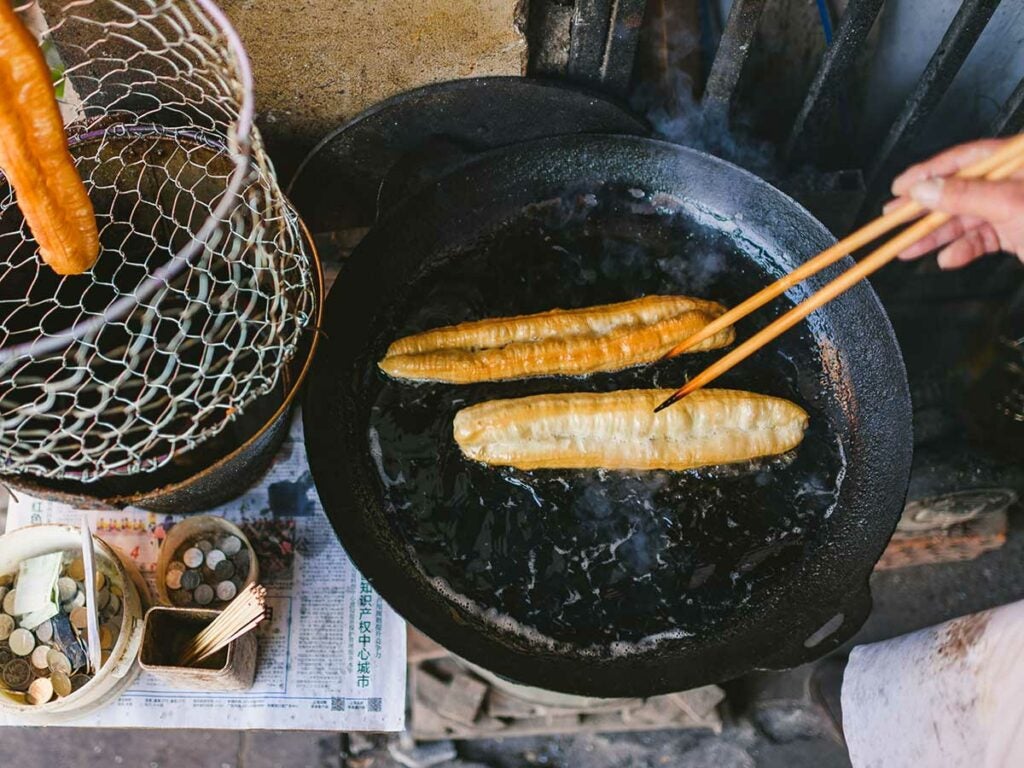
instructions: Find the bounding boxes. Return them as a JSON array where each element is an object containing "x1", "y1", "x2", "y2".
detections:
[{"x1": 0, "y1": 0, "x2": 317, "y2": 482}]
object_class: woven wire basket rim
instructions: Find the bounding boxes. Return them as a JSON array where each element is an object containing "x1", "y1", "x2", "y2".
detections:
[{"x1": 0, "y1": 0, "x2": 256, "y2": 367}]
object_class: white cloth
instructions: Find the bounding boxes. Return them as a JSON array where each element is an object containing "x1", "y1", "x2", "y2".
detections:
[{"x1": 843, "y1": 599, "x2": 1024, "y2": 768}]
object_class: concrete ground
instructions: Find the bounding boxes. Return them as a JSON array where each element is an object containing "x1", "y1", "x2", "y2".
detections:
[{"x1": 0, "y1": 725, "x2": 851, "y2": 768}]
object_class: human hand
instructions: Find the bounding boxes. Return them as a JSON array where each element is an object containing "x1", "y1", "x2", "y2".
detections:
[{"x1": 887, "y1": 137, "x2": 1024, "y2": 269}]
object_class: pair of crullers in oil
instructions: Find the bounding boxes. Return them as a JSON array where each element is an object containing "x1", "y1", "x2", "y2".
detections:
[{"x1": 378, "y1": 295, "x2": 808, "y2": 472}]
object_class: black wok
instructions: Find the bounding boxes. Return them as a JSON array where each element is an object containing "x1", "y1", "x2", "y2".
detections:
[{"x1": 304, "y1": 134, "x2": 912, "y2": 697}]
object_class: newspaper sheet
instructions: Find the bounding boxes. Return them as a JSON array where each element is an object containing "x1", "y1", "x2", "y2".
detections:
[{"x1": 1, "y1": 411, "x2": 406, "y2": 731}]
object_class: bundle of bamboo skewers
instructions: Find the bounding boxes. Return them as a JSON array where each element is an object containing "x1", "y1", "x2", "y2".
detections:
[{"x1": 178, "y1": 583, "x2": 268, "y2": 666}]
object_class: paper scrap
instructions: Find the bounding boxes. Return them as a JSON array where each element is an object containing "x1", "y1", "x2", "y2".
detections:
[{"x1": 12, "y1": 552, "x2": 62, "y2": 616}]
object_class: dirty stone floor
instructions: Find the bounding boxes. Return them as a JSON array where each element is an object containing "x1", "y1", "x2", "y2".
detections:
[{"x1": 0, "y1": 724, "x2": 851, "y2": 768}]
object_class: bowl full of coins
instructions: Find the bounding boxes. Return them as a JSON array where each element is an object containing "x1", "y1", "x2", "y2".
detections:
[
  {"x1": 156, "y1": 516, "x2": 259, "y2": 608},
  {"x1": 0, "y1": 525, "x2": 148, "y2": 722}
]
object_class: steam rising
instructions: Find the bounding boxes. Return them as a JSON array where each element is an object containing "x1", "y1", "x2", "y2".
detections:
[{"x1": 630, "y1": 18, "x2": 778, "y2": 180}]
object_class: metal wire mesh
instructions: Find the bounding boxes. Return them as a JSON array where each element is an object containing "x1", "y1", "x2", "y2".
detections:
[{"x1": 0, "y1": 0, "x2": 316, "y2": 481}]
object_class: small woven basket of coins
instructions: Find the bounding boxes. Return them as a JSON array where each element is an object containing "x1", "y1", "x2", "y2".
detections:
[
  {"x1": 155, "y1": 516, "x2": 259, "y2": 609},
  {"x1": 0, "y1": 524, "x2": 148, "y2": 723}
]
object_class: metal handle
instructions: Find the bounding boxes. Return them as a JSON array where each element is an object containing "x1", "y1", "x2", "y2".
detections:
[{"x1": 761, "y1": 586, "x2": 873, "y2": 671}]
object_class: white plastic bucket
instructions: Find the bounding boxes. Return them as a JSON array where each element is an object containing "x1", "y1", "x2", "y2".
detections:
[{"x1": 0, "y1": 524, "x2": 148, "y2": 723}]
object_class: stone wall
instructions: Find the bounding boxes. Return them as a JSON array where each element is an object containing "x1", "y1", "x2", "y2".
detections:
[{"x1": 220, "y1": 0, "x2": 529, "y2": 174}]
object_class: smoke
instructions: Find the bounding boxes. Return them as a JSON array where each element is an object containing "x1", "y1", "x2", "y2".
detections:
[
  {"x1": 630, "y1": 12, "x2": 779, "y2": 181},
  {"x1": 656, "y1": 246, "x2": 727, "y2": 296}
]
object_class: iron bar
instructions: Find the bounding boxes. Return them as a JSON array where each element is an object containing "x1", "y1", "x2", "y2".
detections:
[
  {"x1": 568, "y1": 0, "x2": 614, "y2": 85},
  {"x1": 993, "y1": 77, "x2": 1024, "y2": 136},
  {"x1": 785, "y1": 0, "x2": 885, "y2": 166},
  {"x1": 863, "y1": 0, "x2": 1002, "y2": 206},
  {"x1": 702, "y1": 0, "x2": 768, "y2": 123},
  {"x1": 567, "y1": 0, "x2": 647, "y2": 95},
  {"x1": 602, "y1": 0, "x2": 647, "y2": 95}
]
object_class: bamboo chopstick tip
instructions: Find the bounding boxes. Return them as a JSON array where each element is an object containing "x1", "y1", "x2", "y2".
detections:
[
  {"x1": 653, "y1": 392, "x2": 683, "y2": 413},
  {"x1": 661, "y1": 333, "x2": 703, "y2": 361},
  {"x1": 659, "y1": 343, "x2": 687, "y2": 361},
  {"x1": 655, "y1": 349, "x2": 679, "y2": 364}
]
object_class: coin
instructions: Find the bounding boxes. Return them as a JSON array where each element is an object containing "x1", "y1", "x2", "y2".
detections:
[
  {"x1": 99, "y1": 624, "x2": 114, "y2": 651},
  {"x1": 180, "y1": 570, "x2": 202, "y2": 590},
  {"x1": 27, "y1": 676, "x2": 53, "y2": 705},
  {"x1": 0, "y1": 574, "x2": 13, "y2": 587},
  {"x1": 70, "y1": 673, "x2": 90, "y2": 692},
  {"x1": 195, "y1": 539, "x2": 214, "y2": 554},
  {"x1": 205, "y1": 549, "x2": 226, "y2": 569},
  {"x1": 94, "y1": 571, "x2": 106, "y2": 591},
  {"x1": 2, "y1": 589, "x2": 17, "y2": 616},
  {"x1": 182, "y1": 548, "x2": 204, "y2": 568},
  {"x1": 47, "y1": 650, "x2": 72, "y2": 676},
  {"x1": 232, "y1": 549, "x2": 251, "y2": 569},
  {"x1": 51, "y1": 671, "x2": 72, "y2": 698},
  {"x1": 34, "y1": 619, "x2": 53, "y2": 644},
  {"x1": 2, "y1": 658, "x2": 32, "y2": 691},
  {"x1": 165, "y1": 569, "x2": 183, "y2": 590},
  {"x1": 70, "y1": 606, "x2": 89, "y2": 631},
  {"x1": 68, "y1": 557, "x2": 85, "y2": 581},
  {"x1": 107, "y1": 593, "x2": 121, "y2": 616},
  {"x1": 213, "y1": 560, "x2": 235, "y2": 581},
  {"x1": 0, "y1": 586, "x2": 8, "y2": 605},
  {"x1": 68, "y1": 590, "x2": 86, "y2": 609},
  {"x1": 0, "y1": 646, "x2": 13, "y2": 667},
  {"x1": 96, "y1": 587, "x2": 110, "y2": 611},
  {"x1": 167, "y1": 561, "x2": 186, "y2": 574},
  {"x1": 30, "y1": 645, "x2": 50, "y2": 670},
  {"x1": 215, "y1": 580, "x2": 237, "y2": 602},
  {"x1": 56, "y1": 577, "x2": 78, "y2": 603},
  {"x1": 218, "y1": 535, "x2": 243, "y2": 556},
  {"x1": 193, "y1": 584, "x2": 214, "y2": 606},
  {"x1": 169, "y1": 589, "x2": 192, "y2": 606},
  {"x1": 0, "y1": 614, "x2": 14, "y2": 641},
  {"x1": 8, "y1": 628, "x2": 34, "y2": 656}
]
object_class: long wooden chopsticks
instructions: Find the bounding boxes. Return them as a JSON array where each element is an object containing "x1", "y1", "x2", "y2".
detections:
[{"x1": 655, "y1": 134, "x2": 1024, "y2": 413}]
